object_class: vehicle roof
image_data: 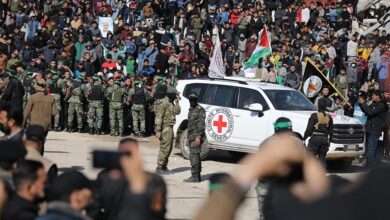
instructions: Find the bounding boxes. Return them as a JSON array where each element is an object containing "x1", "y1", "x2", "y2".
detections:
[{"x1": 178, "y1": 77, "x2": 294, "y2": 91}]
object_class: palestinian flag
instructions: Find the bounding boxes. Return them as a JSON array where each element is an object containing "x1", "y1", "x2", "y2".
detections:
[
  {"x1": 300, "y1": 58, "x2": 345, "y2": 102},
  {"x1": 244, "y1": 26, "x2": 271, "y2": 69}
]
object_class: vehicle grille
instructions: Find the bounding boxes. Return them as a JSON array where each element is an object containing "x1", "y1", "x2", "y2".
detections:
[{"x1": 331, "y1": 124, "x2": 365, "y2": 144}]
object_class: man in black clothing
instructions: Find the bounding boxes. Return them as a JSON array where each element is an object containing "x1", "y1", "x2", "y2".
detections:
[
  {"x1": 2, "y1": 160, "x2": 46, "y2": 220},
  {"x1": 314, "y1": 86, "x2": 336, "y2": 112},
  {"x1": 304, "y1": 98, "x2": 334, "y2": 166},
  {"x1": 359, "y1": 90, "x2": 388, "y2": 167},
  {"x1": 155, "y1": 47, "x2": 169, "y2": 75},
  {"x1": 91, "y1": 138, "x2": 167, "y2": 220},
  {"x1": 0, "y1": 104, "x2": 24, "y2": 142},
  {"x1": 0, "y1": 140, "x2": 27, "y2": 196},
  {"x1": 0, "y1": 73, "x2": 25, "y2": 112},
  {"x1": 38, "y1": 171, "x2": 93, "y2": 220}
]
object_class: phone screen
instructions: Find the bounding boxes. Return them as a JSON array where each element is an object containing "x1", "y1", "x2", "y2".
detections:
[{"x1": 92, "y1": 150, "x2": 129, "y2": 169}]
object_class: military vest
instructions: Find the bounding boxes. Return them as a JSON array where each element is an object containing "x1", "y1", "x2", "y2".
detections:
[
  {"x1": 23, "y1": 77, "x2": 32, "y2": 92},
  {"x1": 111, "y1": 87, "x2": 123, "y2": 102},
  {"x1": 133, "y1": 87, "x2": 146, "y2": 104},
  {"x1": 90, "y1": 84, "x2": 104, "y2": 100},
  {"x1": 314, "y1": 112, "x2": 330, "y2": 134},
  {"x1": 49, "y1": 78, "x2": 60, "y2": 94}
]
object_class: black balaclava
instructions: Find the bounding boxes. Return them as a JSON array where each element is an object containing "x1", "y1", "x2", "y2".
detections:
[
  {"x1": 189, "y1": 98, "x2": 198, "y2": 108},
  {"x1": 318, "y1": 98, "x2": 327, "y2": 113},
  {"x1": 156, "y1": 84, "x2": 167, "y2": 99}
]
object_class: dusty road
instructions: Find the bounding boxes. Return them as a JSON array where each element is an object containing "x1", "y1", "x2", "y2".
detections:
[{"x1": 44, "y1": 131, "x2": 364, "y2": 220}]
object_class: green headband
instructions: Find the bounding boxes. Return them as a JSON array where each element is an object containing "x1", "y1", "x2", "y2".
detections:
[
  {"x1": 157, "y1": 76, "x2": 165, "y2": 81},
  {"x1": 274, "y1": 121, "x2": 292, "y2": 130},
  {"x1": 92, "y1": 75, "x2": 100, "y2": 81},
  {"x1": 209, "y1": 182, "x2": 224, "y2": 193}
]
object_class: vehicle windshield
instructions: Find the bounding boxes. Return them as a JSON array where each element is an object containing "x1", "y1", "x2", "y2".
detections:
[{"x1": 264, "y1": 89, "x2": 316, "y2": 111}]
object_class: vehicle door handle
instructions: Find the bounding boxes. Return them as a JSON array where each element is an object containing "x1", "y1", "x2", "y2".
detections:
[{"x1": 233, "y1": 114, "x2": 241, "y2": 117}]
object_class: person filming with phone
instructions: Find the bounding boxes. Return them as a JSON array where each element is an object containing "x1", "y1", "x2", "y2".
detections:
[{"x1": 90, "y1": 138, "x2": 168, "y2": 220}]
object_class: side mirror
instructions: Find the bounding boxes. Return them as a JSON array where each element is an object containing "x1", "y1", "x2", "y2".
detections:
[{"x1": 248, "y1": 103, "x2": 263, "y2": 112}]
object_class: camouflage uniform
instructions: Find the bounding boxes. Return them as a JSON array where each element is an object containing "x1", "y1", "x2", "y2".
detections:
[
  {"x1": 66, "y1": 81, "x2": 84, "y2": 131},
  {"x1": 187, "y1": 102, "x2": 206, "y2": 176},
  {"x1": 47, "y1": 76, "x2": 62, "y2": 129},
  {"x1": 129, "y1": 85, "x2": 149, "y2": 136},
  {"x1": 105, "y1": 83, "x2": 124, "y2": 136},
  {"x1": 155, "y1": 96, "x2": 181, "y2": 169},
  {"x1": 86, "y1": 80, "x2": 105, "y2": 134}
]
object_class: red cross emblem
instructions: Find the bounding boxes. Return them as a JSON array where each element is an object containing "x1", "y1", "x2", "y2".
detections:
[{"x1": 213, "y1": 115, "x2": 227, "y2": 133}]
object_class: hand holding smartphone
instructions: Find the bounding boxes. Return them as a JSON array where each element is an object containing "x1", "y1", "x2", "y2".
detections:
[{"x1": 92, "y1": 150, "x2": 131, "y2": 169}]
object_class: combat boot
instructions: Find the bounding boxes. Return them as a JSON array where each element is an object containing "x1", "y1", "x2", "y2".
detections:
[
  {"x1": 96, "y1": 129, "x2": 101, "y2": 135},
  {"x1": 120, "y1": 132, "x2": 126, "y2": 137},
  {"x1": 67, "y1": 127, "x2": 71, "y2": 133},
  {"x1": 155, "y1": 167, "x2": 171, "y2": 175},
  {"x1": 78, "y1": 128, "x2": 83, "y2": 133},
  {"x1": 54, "y1": 127, "x2": 61, "y2": 132},
  {"x1": 183, "y1": 174, "x2": 201, "y2": 183},
  {"x1": 89, "y1": 128, "x2": 94, "y2": 135}
]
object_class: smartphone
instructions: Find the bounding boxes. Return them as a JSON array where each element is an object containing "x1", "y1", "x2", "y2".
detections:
[{"x1": 92, "y1": 150, "x2": 130, "y2": 169}]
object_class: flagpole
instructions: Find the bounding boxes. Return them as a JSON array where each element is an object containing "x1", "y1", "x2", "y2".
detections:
[
  {"x1": 298, "y1": 58, "x2": 308, "y2": 91},
  {"x1": 265, "y1": 25, "x2": 279, "y2": 81}
]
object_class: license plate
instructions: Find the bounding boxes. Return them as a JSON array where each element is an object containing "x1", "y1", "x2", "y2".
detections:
[{"x1": 344, "y1": 145, "x2": 358, "y2": 151}]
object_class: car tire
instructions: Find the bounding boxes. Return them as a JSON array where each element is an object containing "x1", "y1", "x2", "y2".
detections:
[
  {"x1": 327, "y1": 159, "x2": 353, "y2": 171},
  {"x1": 228, "y1": 151, "x2": 247, "y2": 160},
  {"x1": 179, "y1": 129, "x2": 209, "y2": 160}
]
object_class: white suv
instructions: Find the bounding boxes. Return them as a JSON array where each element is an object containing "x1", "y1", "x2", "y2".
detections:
[{"x1": 174, "y1": 77, "x2": 365, "y2": 170}]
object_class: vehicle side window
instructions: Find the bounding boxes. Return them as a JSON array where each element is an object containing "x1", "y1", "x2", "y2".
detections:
[
  {"x1": 183, "y1": 83, "x2": 207, "y2": 103},
  {"x1": 238, "y1": 88, "x2": 269, "y2": 111},
  {"x1": 210, "y1": 85, "x2": 236, "y2": 107},
  {"x1": 204, "y1": 85, "x2": 216, "y2": 105}
]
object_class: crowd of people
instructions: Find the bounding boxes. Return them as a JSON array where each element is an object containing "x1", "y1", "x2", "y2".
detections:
[
  {"x1": 0, "y1": 0, "x2": 387, "y2": 138},
  {"x1": 0, "y1": 0, "x2": 389, "y2": 219}
]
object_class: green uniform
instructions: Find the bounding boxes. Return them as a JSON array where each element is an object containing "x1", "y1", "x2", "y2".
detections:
[
  {"x1": 66, "y1": 82, "x2": 84, "y2": 130},
  {"x1": 47, "y1": 77, "x2": 62, "y2": 128},
  {"x1": 187, "y1": 104, "x2": 206, "y2": 175},
  {"x1": 105, "y1": 84, "x2": 124, "y2": 135},
  {"x1": 155, "y1": 96, "x2": 181, "y2": 168},
  {"x1": 87, "y1": 82, "x2": 104, "y2": 131}
]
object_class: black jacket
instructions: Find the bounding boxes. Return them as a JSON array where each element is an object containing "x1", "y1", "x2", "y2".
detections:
[
  {"x1": 88, "y1": 169, "x2": 128, "y2": 220},
  {"x1": 155, "y1": 51, "x2": 169, "y2": 74},
  {"x1": 0, "y1": 78, "x2": 25, "y2": 111},
  {"x1": 1, "y1": 194, "x2": 39, "y2": 220},
  {"x1": 360, "y1": 101, "x2": 388, "y2": 135}
]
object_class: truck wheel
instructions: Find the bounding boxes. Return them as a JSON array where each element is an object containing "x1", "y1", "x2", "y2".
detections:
[
  {"x1": 327, "y1": 159, "x2": 353, "y2": 171},
  {"x1": 179, "y1": 129, "x2": 209, "y2": 160}
]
